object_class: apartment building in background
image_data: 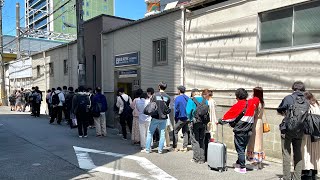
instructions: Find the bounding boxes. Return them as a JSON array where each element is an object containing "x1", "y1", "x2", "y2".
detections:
[{"x1": 25, "y1": 0, "x2": 114, "y2": 34}]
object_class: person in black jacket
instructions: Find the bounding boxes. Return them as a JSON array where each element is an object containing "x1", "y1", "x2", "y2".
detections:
[{"x1": 277, "y1": 81, "x2": 306, "y2": 180}]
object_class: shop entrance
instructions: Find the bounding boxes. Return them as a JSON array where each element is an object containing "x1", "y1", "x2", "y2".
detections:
[
  {"x1": 115, "y1": 69, "x2": 140, "y2": 99},
  {"x1": 117, "y1": 82, "x2": 133, "y2": 97}
]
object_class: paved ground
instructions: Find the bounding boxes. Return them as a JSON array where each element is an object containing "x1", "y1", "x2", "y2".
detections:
[{"x1": 0, "y1": 107, "x2": 285, "y2": 180}]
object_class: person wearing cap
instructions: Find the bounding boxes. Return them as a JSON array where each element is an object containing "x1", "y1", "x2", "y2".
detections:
[{"x1": 172, "y1": 86, "x2": 189, "y2": 152}]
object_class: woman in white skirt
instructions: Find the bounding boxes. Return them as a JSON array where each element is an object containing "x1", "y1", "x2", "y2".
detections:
[
  {"x1": 302, "y1": 91, "x2": 320, "y2": 180},
  {"x1": 130, "y1": 89, "x2": 143, "y2": 145}
]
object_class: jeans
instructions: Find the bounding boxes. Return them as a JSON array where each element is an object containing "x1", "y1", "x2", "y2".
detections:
[
  {"x1": 173, "y1": 119, "x2": 189, "y2": 149},
  {"x1": 94, "y1": 112, "x2": 107, "y2": 136},
  {"x1": 190, "y1": 122, "x2": 206, "y2": 162},
  {"x1": 146, "y1": 118, "x2": 167, "y2": 153},
  {"x1": 139, "y1": 121, "x2": 151, "y2": 149},
  {"x1": 50, "y1": 106, "x2": 63, "y2": 123},
  {"x1": 281, "y1": 134, "x2": 303, "y2": 180},
  {"x1": 234, "y1": 133, "x2": 250, "y2": 169},
  {"x1": 120, "y1": 113, "x2": 133, "y2": 139}
]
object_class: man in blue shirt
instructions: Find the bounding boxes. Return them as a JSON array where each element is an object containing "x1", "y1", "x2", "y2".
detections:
[
  {"x1": 186, "y1": 89, "x2": 208, "y2": 164},
  {"x1": 172, "y1": 86, "x2": 189, "y2": 152}
]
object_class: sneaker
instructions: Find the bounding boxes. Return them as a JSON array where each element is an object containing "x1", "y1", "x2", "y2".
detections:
[
  {"x1": 233, "y1": 163, "x2": 240, "y2": 168},
  {"x1": 234, "y1": 167, "x2": 246, "y2": 174},
  {"x1": 122, "y1": 137, "x2": 128, "y2": 141},
  {"x1": 79, "y1": 136, "x2": 83, "y2": 138},
  {"x1": 141, "y1": 149, "x2": 150, "y2": 154},
  {"x1": 180, "y1": 147, "x2": 188, "y2": 152},
  {"x1": 84, "y1": 135, "x2": 88, "y2": 138},
  {"x1": 158, "y1": 151, "x2": 163, "y2": 154}
]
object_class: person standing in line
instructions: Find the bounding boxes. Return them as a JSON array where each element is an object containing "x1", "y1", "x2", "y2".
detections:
[
  {"x1": 147, "y1": 87, "x2": 159, "y2": 144},
  {"x1": 50, "y1": 87, "x2": 65, "y2": 124},
  {"x1": 87, "y1": 88, "x2": 95, "y2": 129},
  {"x1": 15, "y1": 90, "x2": 22, "y2": 112},
  {"x1": 130, "y1": 89, "x2": 143, "y2": 145},
  {"x1": 301, "y1": 91, "x2": 320, "y2": 180},
  {"x1": 31, "y1": 88, "x2": 42, "y2": 117},
  {"x1": 246, "y1": 87, "x2": 265, "y2": 170},
  {"x1": 277, "y1": 81, "x2": 307, "y2": 180},
  {"x1": 136, "y1": 93, "x2": 151, "y2": 151},
  {"x1": 20, "y1": 88, "x2": 27, "y2": 112},
  {"x1": 218, "y1": 88, "x2": 260, "y2": 174},
  {"x1": 92, "y1": 87, "x2": 108, "y2": 137},
  {"x1": 144, "y1": 82, "x2": 171, "y2": 154},
  {"x1": 65, "y1": 87, "x2": 76, "y2": 128},
  {"x1": 116, "y1": 88, "x2": 133, "y2": 140},
  {"x1": 29, "y1": 87, "x2": 36, "y2": 115},
  {"x1": 72, "y1": 86, "x2": 90, "y2": 138},
  {"x1": 9, "y1": 91, "x2": 16, "y2": 111},
  {"x1": 46, "y1": 89, "x2": 52, "y2": 117},
  {"x1": 62, "y1": 86, "x2": 70, "y2": 123},
  {"x1": 172, "y1": 85, "x2": 189, "y2": 152},
  {"x1": 186, "y1": 89, "x2": 208, "y2": 164}
]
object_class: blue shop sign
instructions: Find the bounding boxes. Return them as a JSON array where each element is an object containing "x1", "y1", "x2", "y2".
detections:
[
  {"x1": 119, "y1": 70, "x2": 138, "y2": 78},
  {"x1": 115, "y1": 52, "x2": 140, "y2": 67}
]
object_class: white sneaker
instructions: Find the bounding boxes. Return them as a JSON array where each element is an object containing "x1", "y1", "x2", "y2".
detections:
[
  {"x1": 234, "y1": 167, "x2": 247, "y2": 174},
  {"x1": 141, "y1": 149, "x2": 150, "y2": 154},
  {"x1": 84, "y1": 135, "x2": 88, "y2": 138},
  {"x1": 79, "y1": 136, "x2": 83, "y2": 138}
]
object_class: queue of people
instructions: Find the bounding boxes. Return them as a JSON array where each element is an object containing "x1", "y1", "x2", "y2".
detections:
[{"x1": 8, "y1": 80, "x2": 319, "y2": 179}]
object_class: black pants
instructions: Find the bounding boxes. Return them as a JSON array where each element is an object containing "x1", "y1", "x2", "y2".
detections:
[
  {"x1": 50, "y1": 106, "x2": 63, "y2": 124},
  {"x1": 234, "y1": 133, "x2": 250, "y2": 169},
  {"x1": 302, "y1": 170, "x2": 318, "y2": 180},
  {"x1": 32, "y1": 103, "x2": 41, "y2": 117},
  {"x1": 173, "y1": 120, "x2": 189, "y2": 148},
  {"x1": 120, "y1": 114, "x2": 133, "y2": 139},
  {"x1": 47, "y1": 103, "x2": 52, "y2": 117},
  {"x1": 204, "y1": 132, "x2": 211, "y2": 162},
  {"x1": 190, "y1": 122, "x2": 206, "y2": 163},
  {"x1": 76, "y1": 112, "x2": 88, "y2": 136},
  {"x1": 63, "y1": 105, "x2": 70, "y2": 120}
]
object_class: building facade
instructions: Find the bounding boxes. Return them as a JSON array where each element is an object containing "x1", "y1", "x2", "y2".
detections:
[
  {"x1": 25, "y1": 0, "x2": 114, "y2": 33},
  {"x1": 102, "y1": 9, "x2": 182, "y2": 128},
  {"x1": 101, "y1": 0, "x2": 320, "y2": 159}
]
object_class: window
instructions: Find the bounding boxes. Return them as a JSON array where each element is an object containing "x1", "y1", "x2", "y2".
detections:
[
  {"x1": 62, "y1": 16, "x2": 65, "y2": 22},
  {"x1": 258, "y1": 0, "x2": 320, "y2": 52},
  {"x1": 86, "y1": 11, "x2": 89, "y2": 16},
  {"x1": 36, "y1": 65, "x2": 40, "y2": 78},
  {"x1": 153, "y1": 39, "x2": 168, "y2": 65},
  {"x1": 49, "y1": 63, "x2": 54, "y2": 77},
  {"x1": 104, "y1": 6, "x2": 107, "y2": 11},
  {"x1": 86, "y1": 1, "x2": 89, "y2": 7},
  {"x1": 62, "y1": 24, "x2": 66, "y2": 30},
  {"x1": 63, "y1": 60, "x2": 68, "y2": 75}
]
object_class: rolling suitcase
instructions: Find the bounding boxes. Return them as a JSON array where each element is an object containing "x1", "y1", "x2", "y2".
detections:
[{"x1": 207, "y1": 124, "x2": 228, "y2": 172}]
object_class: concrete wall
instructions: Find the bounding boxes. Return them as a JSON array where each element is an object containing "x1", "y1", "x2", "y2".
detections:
[
  {"x1": 102, "y1": 10, "x2": 182, "y2": 127},
  {"x1": 31, "y1": 42, "x2": 78, "y2": 92},
  {"x1": 185, "y1": 0, "x2": 320, "y2": 158}
]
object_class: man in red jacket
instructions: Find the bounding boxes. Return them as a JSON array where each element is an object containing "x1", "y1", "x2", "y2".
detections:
[{"x1": 219, "y1": 88, "x2": 260, "y2": 174}]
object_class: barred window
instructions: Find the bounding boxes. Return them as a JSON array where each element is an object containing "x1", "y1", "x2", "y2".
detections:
[{"x1": 153, "y1": 38, "x2": 168, "y2": 66}]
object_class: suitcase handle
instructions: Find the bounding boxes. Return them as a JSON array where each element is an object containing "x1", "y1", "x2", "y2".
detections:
[{"x1": 216, "y1": 123, "x2": 224, "y2": 143}]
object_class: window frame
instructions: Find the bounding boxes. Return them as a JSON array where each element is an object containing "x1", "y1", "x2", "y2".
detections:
[
  {"x1": 63, "y1": 59, "x2": 68, "y2": 75},
  {"x1": 153, "y1": 38, "x2": 168, "y2": 66},
  {"x1": 49, "y1": 62, "x2": 54, "y2": 77},
  {"x1": 257, "y1": 0, "x2": 320, "y2": 54}
]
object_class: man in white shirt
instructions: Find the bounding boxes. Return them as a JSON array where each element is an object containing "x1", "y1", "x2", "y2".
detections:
[
  {"x1": 116, "y1": 88, "x2": 133, "y2": 140},
  {"x1": 50, "y1": 87, "x2": 65, "y2": 125}
]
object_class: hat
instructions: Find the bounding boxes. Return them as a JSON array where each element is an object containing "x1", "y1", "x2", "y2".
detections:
[{"x1": 177, "y1": 85, "x2": 186, "y2": 92}]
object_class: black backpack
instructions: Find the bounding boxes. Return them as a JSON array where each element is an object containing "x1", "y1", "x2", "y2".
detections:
[
  {"x1": 52, "y1": 92, "x2": 61, "y2": 106},
  {"x1": 192, "y1": 97, "x2": 210, "y2": 124},
  {"x1": 77, "y1": 94, "x2": 90, "y2": 113},
  {"x1": 284, "y1": 94, "x2": 309, "y2": 137},
  {"x1": 120, "y1": 95, "x2": 133, "y2": 117}
]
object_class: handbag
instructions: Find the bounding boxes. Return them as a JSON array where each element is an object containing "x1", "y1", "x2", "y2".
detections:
[
  {"x1": 144, "y1": 96, "x2": 158, "y2": 116},
  {"x1": 263, "y1": 110, "x2": 271, "y2": 133}
]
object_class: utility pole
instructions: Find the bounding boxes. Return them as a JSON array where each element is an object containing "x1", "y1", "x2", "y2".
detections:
[
  {"x1": 0, "y1": 0, "x2": 6, "y2": 106},
  {"x1": 76, "y1": 0, "x2": 86, "y2": 87},
  {"x1": 16, "y1": 3, "x2": 20, "y2": 60}
]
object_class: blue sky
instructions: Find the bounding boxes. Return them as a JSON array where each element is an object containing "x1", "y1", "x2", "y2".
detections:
[{"x1": 2, "y1": 0, "x2": 146, "y2": 36}]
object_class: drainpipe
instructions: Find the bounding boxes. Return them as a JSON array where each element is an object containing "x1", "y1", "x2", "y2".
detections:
[{"x1": 180, "y1": 6, "x2": 186, "y2": 86}]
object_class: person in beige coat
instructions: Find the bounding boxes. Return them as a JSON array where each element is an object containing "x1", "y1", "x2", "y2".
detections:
[
  {"x1": 301, "y1": 91, "x2": 320, "y2": 180},
  {"x1": 246, "y1": 87, "x2": 265, "y2": 170}
]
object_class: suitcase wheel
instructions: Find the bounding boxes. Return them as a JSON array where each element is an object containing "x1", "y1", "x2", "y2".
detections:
[{"x1": 219, "y1": 169, "x2": 223, "y2": 173}]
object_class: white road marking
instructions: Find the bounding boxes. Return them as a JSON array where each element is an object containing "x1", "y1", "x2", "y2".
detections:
[{"x1": 73, "y1": 146, "x2": 177, "y2": 180}]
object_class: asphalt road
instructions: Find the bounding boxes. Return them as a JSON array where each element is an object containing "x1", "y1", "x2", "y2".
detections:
[{"x1": 0, "y1": 107, "x2": 284, "y2": 180}]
